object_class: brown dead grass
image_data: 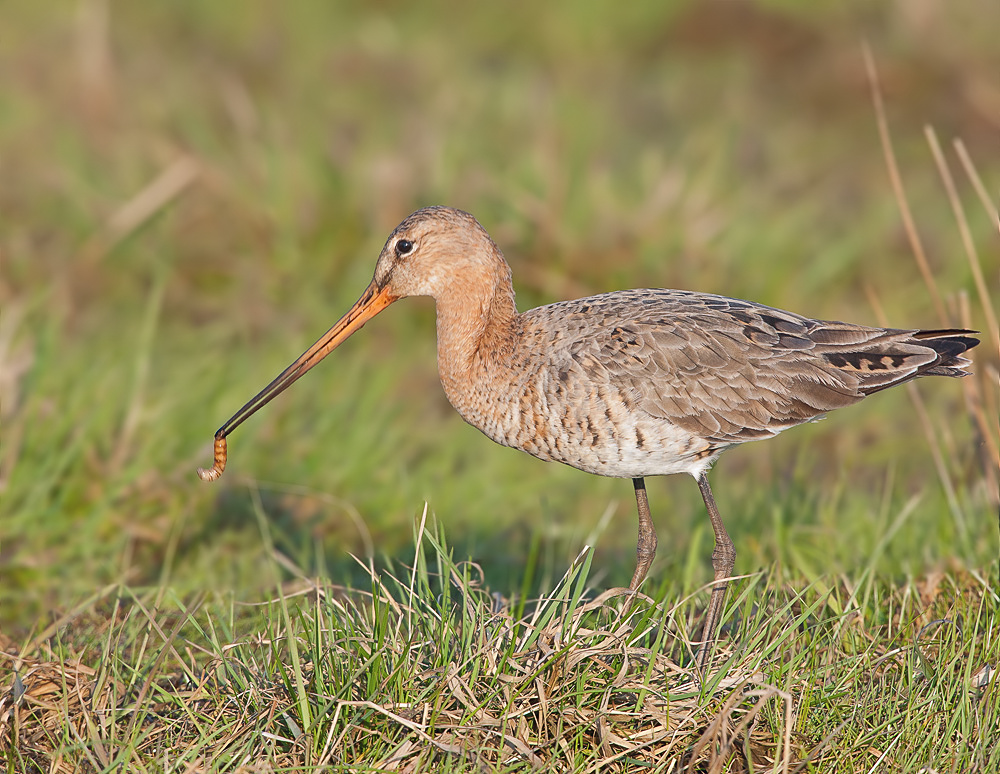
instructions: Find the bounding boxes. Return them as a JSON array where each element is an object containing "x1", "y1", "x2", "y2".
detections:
[
  {"x1": 0, "y1": 585, "x2": 801, "y2": 773},
  {"x1": 3, "y1": 562, "x2": 997, "y2": 772}
]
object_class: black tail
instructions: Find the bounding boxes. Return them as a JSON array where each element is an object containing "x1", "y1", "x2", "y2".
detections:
[
  {"x1": 846, "y1": 327, "x2": 980, "y2": 395},
  {"x1": 908, "y1": 328, "x2": 980, "y2": 379}
]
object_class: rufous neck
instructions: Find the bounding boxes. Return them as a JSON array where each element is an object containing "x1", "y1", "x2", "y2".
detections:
[{"x1": 433, "y1": 263, "x2": 520, "y2": 398}]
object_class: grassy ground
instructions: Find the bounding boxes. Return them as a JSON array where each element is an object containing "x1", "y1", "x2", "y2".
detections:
[{"x1": 2, "y1": 1, "x2": 998, "y2": 771}]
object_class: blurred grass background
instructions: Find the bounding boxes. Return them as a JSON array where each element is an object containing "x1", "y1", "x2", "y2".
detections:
[{"x1": 2, "y1": 0, "x2": 997, "y2": 634}]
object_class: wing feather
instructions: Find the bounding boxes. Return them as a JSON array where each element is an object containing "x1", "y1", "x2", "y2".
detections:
[{"x1": 521, "y1": 289, "x2": 976, "y2": 447}]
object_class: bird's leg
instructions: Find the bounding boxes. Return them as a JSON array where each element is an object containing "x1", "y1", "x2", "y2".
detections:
[
  {"x1": 628, "y1": 477, "x2": 658, "y2": 592},
  {"x1": 694, "y1": 471, "x2": 736, "y2": 673}
]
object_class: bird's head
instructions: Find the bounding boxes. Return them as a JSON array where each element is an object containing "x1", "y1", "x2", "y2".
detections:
[
  {"x1": 199, "y1": 206, "x2": 506, "y2": 478},
  {"x1": 372, "y1": 206, "x2": 506, "y2": 300}
]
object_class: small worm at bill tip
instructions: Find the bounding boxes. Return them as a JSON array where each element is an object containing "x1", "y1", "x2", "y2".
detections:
[{"x1": 197, "y1": 436, "x2": 228, "y2": 482}]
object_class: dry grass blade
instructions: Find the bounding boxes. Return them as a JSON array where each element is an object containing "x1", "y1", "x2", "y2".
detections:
[
  {"x1": 686, "y1": 682, "x2": 792, "y2": 774},
  {"x1": 924, "y1": 128, "x2": 1000, "y2": 507},
  {"x1": 862, "y1": 43, "x2": 948, "y2": 325},
  {"x1": 0, "y1": 301, "x2": 34, "y2": 492},
  {"x1": 339, "y1": 700, "x2": 470, "y2": 758},
  {"x1": 926, "y1": 133, "x2": 1000, "y2": 354},
  {"x1": 80, "y1": 154, "x2": 201, "y2": 264},
  {"x1": 864, "y1": 44, "x2": 1000, "y2": 511},
  {"x1": 950, "y1": 138, "x2": 1000, "y2": 505},
  {"x1": 0, "y1": 650, "x2": 104, "y2": 772},
  {"x1": 954, "y1": 139, "x2": 1000, "y2": 238}
]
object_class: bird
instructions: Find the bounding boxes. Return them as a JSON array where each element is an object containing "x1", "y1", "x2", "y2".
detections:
[{"x1": 198, "y1": 205, "x2": 979, "y2": 672}]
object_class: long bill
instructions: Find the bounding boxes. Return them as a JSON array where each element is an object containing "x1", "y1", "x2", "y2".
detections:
[{"x1": 197, "y1": 280, "x2": 398, "y2": 482}]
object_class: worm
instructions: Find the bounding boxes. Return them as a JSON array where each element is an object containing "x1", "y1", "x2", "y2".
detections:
[{"x1": 197, "y1": 436, "x2": 228, "y2": 482}]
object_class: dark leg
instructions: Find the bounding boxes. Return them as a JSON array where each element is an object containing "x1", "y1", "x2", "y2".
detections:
[
  {"x1": 628, "y1": 477, "x2": 658, "y2": 592},
  {"x1": 695, "y1": 471, "x2": 736, "y2": 673}
]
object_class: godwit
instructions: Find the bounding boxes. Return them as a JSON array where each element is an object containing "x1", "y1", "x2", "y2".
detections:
[{"x1": 199, "y1": 206, "x2": 978, "y2": 671}]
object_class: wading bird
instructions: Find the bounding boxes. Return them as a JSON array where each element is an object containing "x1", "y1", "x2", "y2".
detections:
[{"x1": 199, "y1": 206, "x2": 978, "y2": 671}]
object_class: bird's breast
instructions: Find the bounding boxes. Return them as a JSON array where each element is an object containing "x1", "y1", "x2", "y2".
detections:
[{"x1": 437, "y1": 341, "x2": 722, "y2": 479}]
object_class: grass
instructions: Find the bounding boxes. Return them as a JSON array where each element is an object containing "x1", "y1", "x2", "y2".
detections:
[
  {"x1": 2, "y1": 1, "x2": 999, "y2": 770},
  {"x1": 3, "y1": 519, "x2": 998, "y2": 771}
]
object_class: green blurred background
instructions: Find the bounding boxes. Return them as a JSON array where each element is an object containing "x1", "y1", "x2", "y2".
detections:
[{"x1": 2, "y1": 0, "x2": 997, "y2": 634}]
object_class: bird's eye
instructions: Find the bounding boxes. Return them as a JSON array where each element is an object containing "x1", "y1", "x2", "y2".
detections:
[{"x1": 395, "y1": 239, "x2": 414, "y2": 256}]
